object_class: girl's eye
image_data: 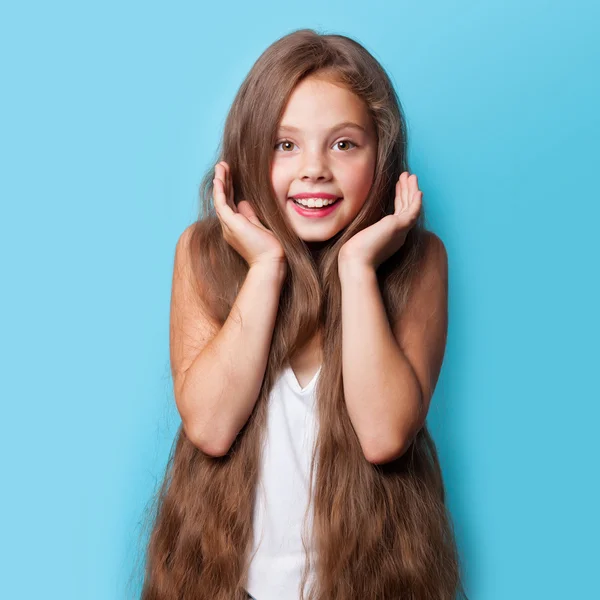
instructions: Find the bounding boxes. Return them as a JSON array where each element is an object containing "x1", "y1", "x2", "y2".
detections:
[
  {"x1": 334, "y1": 140, "x2": 357, "y2": 151},
  {"x1": 274, "y1": 140, "x2": 295, "y2": 151},
  {"x1": 274, "y1": 139, "x2": 357, "y2": 152}
]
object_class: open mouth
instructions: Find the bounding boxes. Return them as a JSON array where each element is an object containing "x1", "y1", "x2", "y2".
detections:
[{"x1": 290, "y1": 197, "x2": 343, "y2": 209}]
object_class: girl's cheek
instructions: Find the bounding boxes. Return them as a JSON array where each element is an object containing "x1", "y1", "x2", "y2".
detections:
[{"x1": 346, "y1": 164, "x2": 374, "y2": 188}]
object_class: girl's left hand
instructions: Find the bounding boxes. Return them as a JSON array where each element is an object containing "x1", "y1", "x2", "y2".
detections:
[{"x1": 338, "y1": 172, "x2": 422, "y2": 270}]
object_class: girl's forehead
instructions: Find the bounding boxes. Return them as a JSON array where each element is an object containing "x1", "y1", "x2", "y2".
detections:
[
  {"x1": 278, "y1": 82, "x2": 373, "y2": 136},
  {"x1": 287, "y1": 75, "x2": 356, "y2": 102}
]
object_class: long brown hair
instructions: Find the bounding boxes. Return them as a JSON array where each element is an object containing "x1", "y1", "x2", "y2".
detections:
[{"x1": 138, "y1": 29, "x2": 467, "y2": 600}]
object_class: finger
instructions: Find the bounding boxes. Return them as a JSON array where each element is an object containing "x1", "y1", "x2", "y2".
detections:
[
  {"x1": 219, "y1": 161, "x2": 230, "y2": 209},
  {"x1": 224, "y1": 162, "x2": 235, "y2": 207},
  {"x1": 414, "y1": 191, "x2": 423, "y2": 216},
  {"x1": 409, "y1": 174, "x2": 418, "y2": 205},
  {"x1": 393, "y1": 177, "x2": 401, "y2": 214},
  {"x1": 224, "y1": 162, "x2": 237, "y2": 211},
  {"x1": 237, "y1": 200, "x2": 267, "y2": 229},
  {"x1": 405, "y1": 190, "x2": 422, "y2": 223},
  {"x1": 216, "y1": 163, "x2": 237, "y2": 213},
  {"x1": 401, "y1": 172, "x2": 409, "y2": 210},
  {"x1": 394, "y1": 173, "x2": 407, "y2": 214},
  {"x1": 213, "y1": 168, "x2": 235, "y2": 221},
  {"x1": 222, "y1": 161, "x2": 230, "y2": 201}
]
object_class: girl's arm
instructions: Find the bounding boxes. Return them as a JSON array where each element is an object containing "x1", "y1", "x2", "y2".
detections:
[
  {"x1": 339, "y1": 232, "x2": 448, "y2": 464},
  {"x1": 170, "y1": 225, "x2": 287, "y2": 457}
]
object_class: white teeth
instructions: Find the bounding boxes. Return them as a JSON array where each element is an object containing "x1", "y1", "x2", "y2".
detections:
[{"x1": 292, "y1": 197, "x2": 339, "y2": 208}]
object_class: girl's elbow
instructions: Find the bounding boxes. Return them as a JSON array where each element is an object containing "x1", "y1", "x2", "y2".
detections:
[
  {"x1": 363, "y1": 443, "x2": 404, "y2": 465},
  {"x1": 183, "y1": 419, "x2": 234, "y2": 457},
  {"x1": 363, "y1": 432, "x2": 415, "y2": 465}
]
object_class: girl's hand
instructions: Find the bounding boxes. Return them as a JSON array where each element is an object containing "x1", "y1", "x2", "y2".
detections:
[
  {"x1": 213, "y1": 161, "x2": 286, "y2": 269},
  {"x1": 338, "y1": 172, "x2": 422, "y2": 270}
]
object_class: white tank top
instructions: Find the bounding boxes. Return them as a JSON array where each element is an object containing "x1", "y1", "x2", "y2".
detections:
[{"x1": 245, "y1": 361, "x2": 322, "y2": 600}]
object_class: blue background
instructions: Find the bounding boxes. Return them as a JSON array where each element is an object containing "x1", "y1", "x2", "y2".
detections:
[{"x1": 1, "y1": 1, "x2": 598, "y2": 598}]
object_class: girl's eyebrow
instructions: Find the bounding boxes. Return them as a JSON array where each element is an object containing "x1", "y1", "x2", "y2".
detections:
[{"x1": 277, "y1": 121, "x2": 366, "y2": 134}]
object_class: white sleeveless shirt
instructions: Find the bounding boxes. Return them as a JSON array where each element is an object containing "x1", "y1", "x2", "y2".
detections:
[{"x1": 245, "y1": 361, "x2": 322, "y2": 600}]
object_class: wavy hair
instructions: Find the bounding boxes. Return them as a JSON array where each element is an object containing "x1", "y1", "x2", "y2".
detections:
[{"x1": 138, "y1": 28, "x2": 467, "y2": 600}]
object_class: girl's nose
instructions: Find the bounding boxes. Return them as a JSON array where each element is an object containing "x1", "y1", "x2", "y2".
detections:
[{"x1": 300, "y1": 151, "x2": 332, "y2": 181}]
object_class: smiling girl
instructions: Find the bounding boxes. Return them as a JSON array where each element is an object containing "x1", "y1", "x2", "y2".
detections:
[{"x1": 140, "y1": 29, "x2": 467, "y2": 600}]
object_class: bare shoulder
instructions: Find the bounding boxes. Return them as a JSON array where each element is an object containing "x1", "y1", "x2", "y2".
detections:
[
  {"x1": 170, "y1": 223, "x2": 221, "y2": 399},
  {"x1": 400, "y1": 230, "x2": 448, "y2": 325},
  {"x1": 418, "y1": 229, "x2": 447, "y2": 264},
  {"x1": 424, "y1": 231, "x2": 448, "y2": 279},
  {"x1": 391, "y1": 230, "x2": 448, "y2": 409},
  {"x1": 409, "y1": 231, "x2": 448, "y2": 299}
]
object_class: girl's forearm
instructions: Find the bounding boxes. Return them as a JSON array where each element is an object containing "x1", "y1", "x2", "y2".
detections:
[
  {"x1": 179, "y1": 261, "x2": 287, "y2": 456},
  {"x1": 338, "y1": 259, "x2": 423, "y2": 464}
]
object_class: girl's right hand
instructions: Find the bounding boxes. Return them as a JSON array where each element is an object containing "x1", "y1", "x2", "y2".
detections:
[{"x1": 213, "y1": 161, "x2": 287, "y2": 270}]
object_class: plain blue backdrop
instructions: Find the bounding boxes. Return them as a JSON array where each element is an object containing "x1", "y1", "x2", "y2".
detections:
[{"x1": 1, "y1": 1, "x2": 598, "y2": 598}]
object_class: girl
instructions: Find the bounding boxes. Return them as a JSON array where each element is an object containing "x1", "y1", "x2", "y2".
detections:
[{"x1": 140, "y1": 29, "x2": 467, "y2": 600}]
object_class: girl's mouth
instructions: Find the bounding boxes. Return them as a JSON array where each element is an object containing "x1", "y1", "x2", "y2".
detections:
[{"x1": 289, "y1": 197, "x2": 343, "y2": 218}]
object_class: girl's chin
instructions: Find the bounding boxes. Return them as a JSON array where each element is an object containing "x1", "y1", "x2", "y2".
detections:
[{"x1": 295, "y1": 223, "x2": 347, "y2": 243}]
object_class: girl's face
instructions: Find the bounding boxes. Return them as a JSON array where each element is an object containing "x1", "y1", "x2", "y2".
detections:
[{"x1": 271, "y1": 75, "x2": 377, "y2": 242}]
